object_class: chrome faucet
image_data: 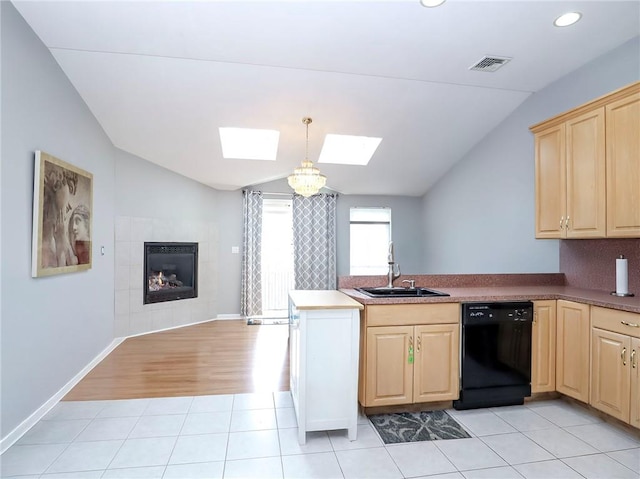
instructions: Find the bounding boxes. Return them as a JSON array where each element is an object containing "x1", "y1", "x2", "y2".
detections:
[
  {"x1": 386, "y1": 241, "x2": 401, "y2": 288},
  {"x1": 402, "y1": 279, "x2": 416, "y2": 289}
]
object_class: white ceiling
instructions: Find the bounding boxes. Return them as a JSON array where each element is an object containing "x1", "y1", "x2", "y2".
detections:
[{"x1": 12, "y1": 0, "x2": 640, "y2": 196}]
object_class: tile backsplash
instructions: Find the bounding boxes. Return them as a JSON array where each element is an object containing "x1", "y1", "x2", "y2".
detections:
[{"x1": 560, "y1": 238, "x2": 640, "y2": 294}]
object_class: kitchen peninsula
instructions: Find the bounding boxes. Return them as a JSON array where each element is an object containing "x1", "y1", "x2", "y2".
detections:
[{"x1": 288, "y1": 290, "x2": 364, "y2": 444}]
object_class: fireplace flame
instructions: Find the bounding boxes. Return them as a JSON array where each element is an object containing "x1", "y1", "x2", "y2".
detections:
[{"x1": 148, "y1": 271, "x2": 184, "y2": 292}]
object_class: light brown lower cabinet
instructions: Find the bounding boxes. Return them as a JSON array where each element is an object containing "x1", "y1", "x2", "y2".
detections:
[
  {"x1": 413, "y1": 324, "x2": 460, "y2": 403},
  {"x1": 360, "y1": 304, "x2": 459, "y2": 407},
  {"x1": 532, "y1": 300, "x2": 556, "y2": 393},
  {"x1": 358, "y1": 299, "x2": 640, "y2": 431},
  {"x1": 365, "y1": 325, "x2": 413, "y2": 406},
  {"x1": 632, "y1": 338, "x2": 640, "y2": 429},
  {"x1": 556, "y1": 300, "x2": 590, "y2": 402},
  {"x1": 364, "y1": 323, "x2": 459, "y2": 407},
  {"x1": 590, "y1": 306, "x2": 640, "y2": 428}
]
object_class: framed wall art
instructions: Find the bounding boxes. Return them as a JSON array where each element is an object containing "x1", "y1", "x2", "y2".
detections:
[{"x1": 31, "y1": 151, "x2": 93, "y2": 277}]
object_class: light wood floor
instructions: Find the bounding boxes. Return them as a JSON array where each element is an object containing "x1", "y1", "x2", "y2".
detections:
[{"x1": 63, "y1": 320, "x2": 290, "y2": 401}]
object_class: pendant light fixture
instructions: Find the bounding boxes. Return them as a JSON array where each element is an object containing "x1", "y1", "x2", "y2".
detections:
[
  {"x1": 420, "y1": 0, "x2": 446, "y2": 7},
  {"x1": 287, "y1": 117, "x2": 327, "y2": 197}
]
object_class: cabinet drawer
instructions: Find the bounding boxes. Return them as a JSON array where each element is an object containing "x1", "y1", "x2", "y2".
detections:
[
  {"x1": 365, "y1": 303, "x2": 459, "y2": 326},
  {"x1": 592, "y1": 306, "x2": 640, "y2": 339}
]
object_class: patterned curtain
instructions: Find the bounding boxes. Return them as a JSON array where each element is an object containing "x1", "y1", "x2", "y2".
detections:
[
  {"x1": 292, "y1": 193, "x2": 337, "y2": 290},
  {"x1": 241, "y1": 190, "x2": 263, "y2": 317}
]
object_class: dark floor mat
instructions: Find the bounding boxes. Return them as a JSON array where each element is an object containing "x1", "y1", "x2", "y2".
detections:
[{"x1": 368, "y1": 410, "x2": 471, "y2": 444}]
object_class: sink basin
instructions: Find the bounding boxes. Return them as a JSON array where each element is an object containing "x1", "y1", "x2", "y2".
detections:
[{"x1": 355, "y1": 287, "x2": 450, "y2": 298}]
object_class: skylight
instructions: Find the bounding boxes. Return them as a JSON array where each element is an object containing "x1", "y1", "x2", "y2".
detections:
[
  {"x1": 318, "y1": 134, "x2": 382, "y2": 166},
  {"x1": 219, "y1": 127, "x2": 280, "y2": 161}
]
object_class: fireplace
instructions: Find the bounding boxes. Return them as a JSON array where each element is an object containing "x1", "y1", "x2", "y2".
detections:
[{"x1": 144, "y1": 242, "x2": 198, "y2": 304}]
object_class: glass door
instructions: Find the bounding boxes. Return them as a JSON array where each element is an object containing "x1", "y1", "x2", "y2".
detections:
[{"x1": 260, "y1": 198, "x2": 294, "y2": 318}]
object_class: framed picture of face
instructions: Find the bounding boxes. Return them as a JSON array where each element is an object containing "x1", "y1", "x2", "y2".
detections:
[{"x1": 31, "y1": 151, "x2": 93, "y2": 277}]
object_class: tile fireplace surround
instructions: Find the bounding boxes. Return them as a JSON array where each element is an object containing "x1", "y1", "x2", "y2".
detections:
[{"x1": 115, "y1": 216, "x2": 219, "y2": 337}]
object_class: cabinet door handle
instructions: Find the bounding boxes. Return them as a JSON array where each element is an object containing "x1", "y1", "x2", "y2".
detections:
[
  {"x1": 632, "y1": 349, "x2": 637, "y2": 369},
  {"x1": 560, "y1": 216, "x2": 565, "y2": 229},
  {"x1": 622, "y1": 347, "x2": 627, "y2": 366},
  {"x1": 408, "y1": 336, "x2": 414, "y2": 364},
  {"x1": 621, "y1": 320, "x2": 640, "y2": 328},
  {"x1": 565, "y1": 216, "x2": 570, "y2": 229},
  {"x1": 417, "y1": 336, "x2": 421, "y2": 353}
]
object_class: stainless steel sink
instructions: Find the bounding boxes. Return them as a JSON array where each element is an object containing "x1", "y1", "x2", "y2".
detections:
[{"x1": 355, "y1": 287, "x2": 449, "y2": 298}]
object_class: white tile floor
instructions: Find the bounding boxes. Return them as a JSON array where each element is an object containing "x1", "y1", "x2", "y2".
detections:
[{"x1": 2, "y1": 394, "x2": 639, "y2": 479}]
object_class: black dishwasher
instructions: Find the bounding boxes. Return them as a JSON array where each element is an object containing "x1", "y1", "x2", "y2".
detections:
[{"x1": 453, "y1": 301, "x2": 533, "y2": 410}]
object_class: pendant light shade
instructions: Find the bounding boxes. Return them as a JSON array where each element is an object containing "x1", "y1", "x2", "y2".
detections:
[
  {"x1": 288, "y1": 117, "x2": 327, "y2": 197},
  {"x1": 420, "y1": 0, "x2": 446, "y2": 7}
]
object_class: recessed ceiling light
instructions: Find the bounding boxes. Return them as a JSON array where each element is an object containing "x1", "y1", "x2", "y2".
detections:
[
  {"x1": 420, "y1": 0, "x2": 446, "y2": 7},
  {"x1": 318, "y1": 134, "x2": 382, "y2": 166},
  {"x1": 554, "y1": 12, "x2": 582, "y2": 27},
  {"x1": 219, "y1": 127, "x2": 279, "y2": 161}
]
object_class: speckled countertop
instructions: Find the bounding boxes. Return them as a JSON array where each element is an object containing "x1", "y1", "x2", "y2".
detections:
[{"x1": 338, "y1": 274, "x2": 640, "y2": 314}]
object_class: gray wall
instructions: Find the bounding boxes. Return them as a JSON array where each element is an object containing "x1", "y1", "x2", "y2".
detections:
[
  {"x1": 115, "y1": 149, "x2": 220, "y2": 220},
  {"x1": 113, "y1": 149, "x2": 223, "y2": 335},
  {"x1": 336, "y1": 195, "x2": 424, "y2": 276},
  {"x1": 215, "y1": 190, "x2": 243, "y2": 315},
  {"x1": 114, "y1": 150, "x2": 245, "y2": 316},
  {"x1": 1, "y1": 2, "x2": 116, "y2": 437},
  {"x1": 421, "y1": 36, "x2": 640, "y2": 274}
]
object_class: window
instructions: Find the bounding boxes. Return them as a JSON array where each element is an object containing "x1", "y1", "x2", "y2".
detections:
[{"x1": 350, "y1": 207, "x2": 391, "y2": 275}]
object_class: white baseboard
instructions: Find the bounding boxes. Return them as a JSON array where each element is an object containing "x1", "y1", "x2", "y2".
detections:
[
  {"x1": 0, "y1": 338, "x2": 124, "y2": 454},
  {"x1": 124, "y1": 317, "x2": 221, "y2": 339},
  {"x1": 124, "y1": 315, "x2": 243, "y2": 339},
  {"x1": 216, "y1": 314, "x2": 243, "y2": 320}
]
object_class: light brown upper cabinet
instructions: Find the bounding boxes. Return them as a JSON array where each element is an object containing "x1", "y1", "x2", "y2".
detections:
[
  {"x1": 531, "y1": 82, "x2": 640, "y2": 239},
  {"x1": 534, "y1": 124, "x2": 566, "y2": 238},
  {"x1": 606, "y1": 90, "x2": 640, "y2": 237}
]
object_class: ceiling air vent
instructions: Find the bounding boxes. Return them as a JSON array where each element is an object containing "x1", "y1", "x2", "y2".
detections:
[{"x1": 469, "y1": 56, "x2": 512, "y2": 72}]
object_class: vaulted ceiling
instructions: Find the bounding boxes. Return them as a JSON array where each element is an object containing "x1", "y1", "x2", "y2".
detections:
[{"x1": 12, "y1": 1, "x2": 640, "y2": 196}]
